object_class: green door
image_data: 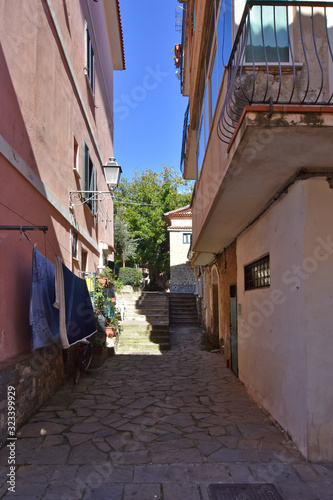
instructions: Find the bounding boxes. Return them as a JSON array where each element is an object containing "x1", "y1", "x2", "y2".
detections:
[{"x1": 229, "y1": 284, "x2": 238, "y2": 376}]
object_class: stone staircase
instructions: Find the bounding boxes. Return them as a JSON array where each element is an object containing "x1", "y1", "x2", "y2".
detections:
[
  {"x1": 168, "y1": 293, "x2": 200, "y2": 327},
  {"x1": 116, "y1": 291, "x2": 170, "y2": 354}
]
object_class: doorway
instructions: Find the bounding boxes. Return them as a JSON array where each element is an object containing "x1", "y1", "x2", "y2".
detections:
[
  {"x1": 229, "y1": 284, "x2": 238, "y2": 376},
  {"x1": 212, "y1": 267, "x2": 220, "y2": 343}
]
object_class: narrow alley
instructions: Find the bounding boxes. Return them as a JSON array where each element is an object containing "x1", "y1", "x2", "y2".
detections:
[{"x1": 1, "y1": 327, "x2": 332, "y2": 500}]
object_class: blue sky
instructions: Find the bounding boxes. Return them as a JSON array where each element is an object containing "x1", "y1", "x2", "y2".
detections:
[{"x1": 113, "y1": 0, "x2": 186, "y2": 181}]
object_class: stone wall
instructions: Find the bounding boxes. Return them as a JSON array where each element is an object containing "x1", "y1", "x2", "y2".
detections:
[
  {"x1": 170, "y1": 263, "x2": 196, "y2": 294},
  {"x1": 0, "y1": 344, "x2": 65, "y2": 448}
]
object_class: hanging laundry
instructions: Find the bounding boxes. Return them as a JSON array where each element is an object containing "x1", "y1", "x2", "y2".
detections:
[
  {"x1": 30, "y1": 247, "x2": 60, "y2": 350},
  {"x1": 85, "y1": 276, "x2": 94, "y2": 293},
  {"x1": 54, "y1": 257, "x2": 96, "y2": 348}
]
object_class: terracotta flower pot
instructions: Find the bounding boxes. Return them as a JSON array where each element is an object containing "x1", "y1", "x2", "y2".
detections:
[{"x1": 106, "y1": 326, "x2": 115, "y2": 338}]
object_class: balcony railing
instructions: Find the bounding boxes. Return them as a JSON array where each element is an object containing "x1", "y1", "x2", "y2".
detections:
[
  {"x1": 177, "y1": 2, "x2": 187, "y2": 93},
  {"x1": 217, "y1": 0, "x2": 333, "y2": 144}
]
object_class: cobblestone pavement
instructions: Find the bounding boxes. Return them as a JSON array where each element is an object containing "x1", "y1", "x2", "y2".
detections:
[{"x1": 1, "y1": 327, "x2": 333, "y2": 500}]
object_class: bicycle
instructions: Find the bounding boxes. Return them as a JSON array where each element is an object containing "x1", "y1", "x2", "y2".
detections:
[{"x1": 73, "y1": 338, "x2": 93, "y2": 384}]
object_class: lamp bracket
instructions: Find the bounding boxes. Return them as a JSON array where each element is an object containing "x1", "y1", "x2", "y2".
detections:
[{"x1": 69, "y1": 190, "x2": 113, "y2": 210}]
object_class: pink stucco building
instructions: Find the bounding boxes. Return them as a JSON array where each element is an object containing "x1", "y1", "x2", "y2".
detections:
[
  {"x1": 179, "y1": 0, "x2": 333, "y2": 461},
  {"x1": 0, "y1": 0, "x2": 125, "y2": 444}
]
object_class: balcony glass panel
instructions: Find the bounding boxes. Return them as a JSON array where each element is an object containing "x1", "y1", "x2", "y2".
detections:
[
  {"x1": 197, "y1": 114, "x2": 205, "y2": 177},
  {"x1": 211, "y1": 49, "x2": 218, "y2": 120},
  {"x1": 217, "y1": 0, "x2": 232, "y2": 74}
]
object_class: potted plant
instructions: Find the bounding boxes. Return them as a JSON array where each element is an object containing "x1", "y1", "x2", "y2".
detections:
[
  {"x1": 105, "y1": 314, "x2": 120, "y2": 337},
  {"x1": 90, "y1": 315, "x2": 108, "y2": 368},
  {"x1": 105, "y1": 307, "x2": 121, "y2": 351},
  {"x1": 97, "y1": 267, "x2": 114, "y2": 288}
]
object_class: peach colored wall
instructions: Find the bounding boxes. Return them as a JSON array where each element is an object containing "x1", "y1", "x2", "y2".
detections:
[
  {"x1": 214, "y1": 242, "x2": 237, "y2": 361},
  {"x1": 0, "y1": 0, "x2": 118, "y2": 362},
  {"x1": 236, "y1": 178, "x2": 333, "y2": 461}
]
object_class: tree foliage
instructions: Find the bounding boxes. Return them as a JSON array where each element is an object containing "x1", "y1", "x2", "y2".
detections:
[
  {"x1": 114, "y1": 205, "x2": 137, "y2": 267},
  {"x1": 114, "y1": 165, "x2": 193, "y2": 286}
]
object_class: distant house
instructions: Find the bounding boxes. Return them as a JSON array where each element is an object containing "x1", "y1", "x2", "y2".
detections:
[
  {"x1": 0, "y1": 0, "x2": 125, "y2": 446},
  {"x1": 164, "y1": 206, "x2": 196, "y2": 293},
  {"x1": 178, "y1": 0, "x2": 333, "y2": 461}
]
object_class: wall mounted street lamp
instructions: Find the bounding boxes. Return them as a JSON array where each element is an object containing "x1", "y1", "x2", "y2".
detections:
[
  {"x1": 69, "y1": 157, "x2": 122, "y2": 210},
  {"x1": 103, "y1": 157, "x2": 122, "y2": 191}
]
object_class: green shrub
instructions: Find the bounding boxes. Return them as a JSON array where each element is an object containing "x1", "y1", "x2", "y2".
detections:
[{"x1": 118, "y1": 268, "x2": 142, "y2": 287}]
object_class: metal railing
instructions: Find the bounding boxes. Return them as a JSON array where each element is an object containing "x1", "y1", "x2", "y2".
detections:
[
  {"x1": 180, "y1": 101, "x2": 190, "y2": 174},
  {"x1": 179, "y1": 2, "x2": 187, "y2": 93},
  {"x1": 217, "y1": 1, "x2": 333, "y2": 144}
]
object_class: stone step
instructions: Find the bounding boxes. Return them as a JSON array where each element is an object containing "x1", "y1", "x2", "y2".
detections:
[
  {"x1": 133, "y1": 306, "x2": 168, "y2": 313},
  {"x1": 168, "y1": 298, "x2": 197, "y2": 303},
  {"x1": 170, "y1": 309, "x2": 197, "y2": 316},
  {"x1": 169, "y1": 304, "x2": 197, "y2": 311},
  {"x1": 122, "y1": 320, "x2": 169, "y2": 327},
  {"x1": 170, "y1": 318, "x2": 198, "y2": 324},
  {"x1": 117, "y1": 292, "x2": 170, "y2": 354},
  {"x1": 169, "y1": 321, "x2": 198, "y2": 326},
  {"x1": 120, "y1": 333, "x2": 170, "y2": 343},
  {"x1": 125, "y1": 316, "x2": 169, "y2": 323},
  {"x1": 118, "y1": 336, "x2": 170, "y2": 346},
  {"x1": 168, "y1": 293, "x2": 199, "y2": 327},
  {"x1": 170, "y1": 309, "x2": 197, "y2": 314},
  {"x1": 117, "y1": 343, "x2": 169, "y2": 354},
  {"x1": 121, "y1": 322, "x2": 169, "y2": 330},
  {"x1": 128, "y1": 307, "x2": 169, "y2": 315}
]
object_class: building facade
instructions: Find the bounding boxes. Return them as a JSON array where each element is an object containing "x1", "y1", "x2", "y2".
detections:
[
  {"x1": 0, "y1": 0, "x2": 125, "y2": 445},
  {"x1": 164, "y1": 206, "x2": 196, "y2": 293},
  {"x1": 179, "y1": 0, "x2": 333, "y2": 460}
]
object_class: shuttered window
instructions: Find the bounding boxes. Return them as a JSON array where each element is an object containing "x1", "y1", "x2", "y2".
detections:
[
  {"x1": 82, "y1": 142, "x2": 97, "y2": 216},
  {"x1": 85, "y1": 22, "x2": 95, "y2": 96}
]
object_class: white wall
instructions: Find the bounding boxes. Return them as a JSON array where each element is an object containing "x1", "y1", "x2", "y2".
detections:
[
  {"x1": 303, "y1": 179, "x2": 333, "y2": 460},
  {"x1": 236, "y1": 178, "x2": 333, "y2": 460},
  {"x1": 169, "y1": 231, "x2": 191, "y2": 266}
]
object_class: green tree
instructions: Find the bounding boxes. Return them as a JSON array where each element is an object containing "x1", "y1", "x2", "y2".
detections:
[
  {"x1": 114, "y1": 165, "x2": 193, "y2": 288},
  {"x1": 114, "y1": 205, "x2": 138, "y2": 267}
]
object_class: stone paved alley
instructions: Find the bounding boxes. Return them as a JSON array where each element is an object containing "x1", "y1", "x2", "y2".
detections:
[{"x1": 1, "y1": 327, "x2": 333, "y2": 499}]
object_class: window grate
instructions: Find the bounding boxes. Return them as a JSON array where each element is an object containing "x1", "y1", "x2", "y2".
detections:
[{"x1": 245, "y1": 254, "x2": 270, "y2": 290}]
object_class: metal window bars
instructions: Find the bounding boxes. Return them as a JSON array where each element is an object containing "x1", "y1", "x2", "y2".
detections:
[{"x1": 217, "y1": 0, "x2": 333, "y2": 144}]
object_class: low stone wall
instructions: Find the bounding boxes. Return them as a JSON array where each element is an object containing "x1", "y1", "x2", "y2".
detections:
[
  {"x1": 170, "y1": 263, "x2": 196, "y2": 294},
  {"x1": 0, "y1": 344, "x2": 65, "y2": 448}
]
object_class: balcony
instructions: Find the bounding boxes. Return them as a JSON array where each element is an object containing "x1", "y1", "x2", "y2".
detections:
[
  {"x1": 218, "y1": 0, "x2": 333, "y2": 144},
  {"x1": 189, "y1": 0, "x2": 333, "y2": 263}
]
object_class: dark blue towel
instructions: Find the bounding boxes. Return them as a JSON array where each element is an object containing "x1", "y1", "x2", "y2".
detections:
[
  {"x1": 62, "y1": 263, "x2": 96, "y2": 346},
  {"x1": 30, "y1": 248, "x2": 60, "y2": 350}
]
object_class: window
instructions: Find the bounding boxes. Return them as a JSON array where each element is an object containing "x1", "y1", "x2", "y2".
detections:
[
  {"x1": 197, "y1": 113, "x2": 205, "y2": 178},
  {"x1": 82, "y1": 142, "x2": 97, "y2": 215},
  {"x1": 72, "y1": 230, "x2": 78, "y2": 259},
  {"x1": 210, "y1": 48, "x2": 218, "y2": 123},
  {"x1": 73, "y1": 137, "x2": 80, "y2": 176},
  {"x1": 85, "y1": 22, "x2": 95, "y2": 95},
  {"x1": 244, "y1": 254, "x2": 270, "y2": 290},
  {"x1": 193, "y1": 0, "x2": 196, "y2": 31},
  {"x1": 204, "y1": 86, "x2": 209, "y2": 144},
  {"x1": 246, "y1": 5, "x2": 289, "y2": 63},
  {"x1": 183, "y1": 233, "x2": 192, "y2": 245},
  {"x1": 217, "y1": 0, "x2": 232, "y2": 77},
  {"x1": 81, "y1": 249, "x2": 88, "y2": 272}
]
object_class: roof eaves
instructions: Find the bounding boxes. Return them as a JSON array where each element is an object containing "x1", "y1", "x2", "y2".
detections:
[{"x1": 115, "y1": 0, "x2": 126, "y2": 70}]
